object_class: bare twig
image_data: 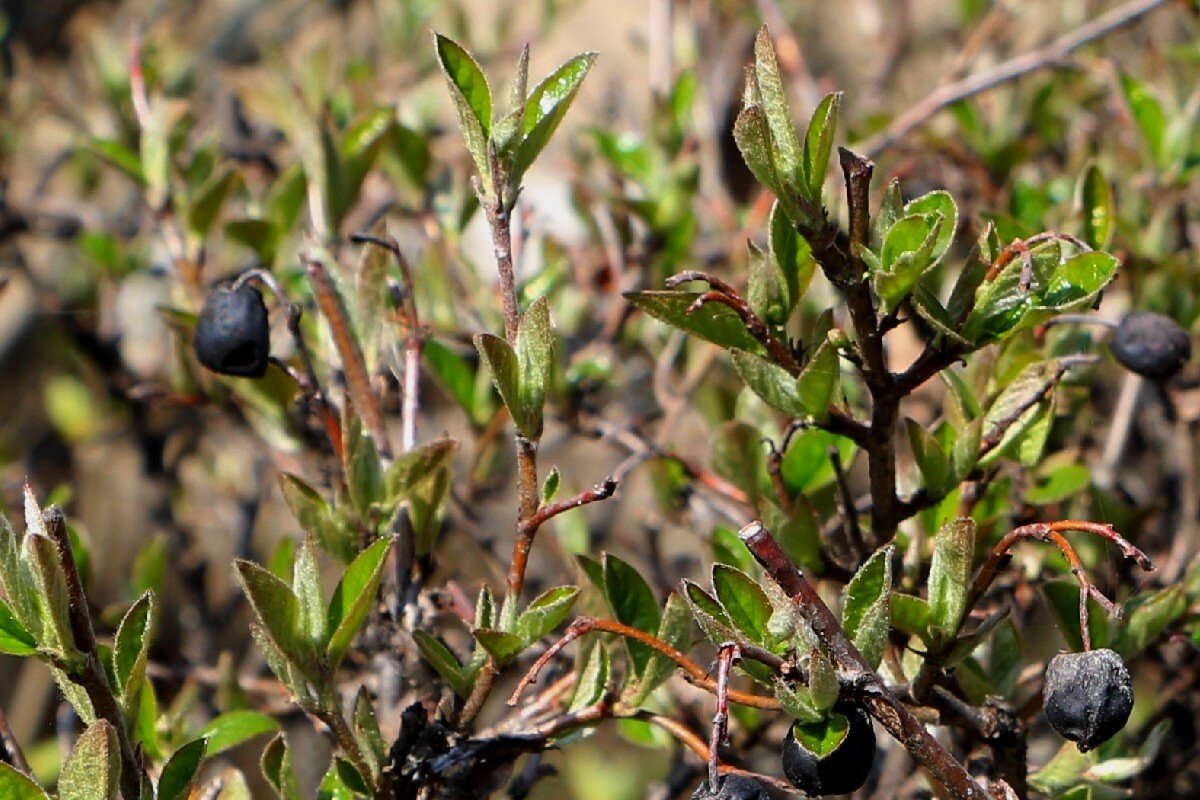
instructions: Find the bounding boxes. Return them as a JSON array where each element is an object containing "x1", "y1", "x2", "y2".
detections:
[
  {"x1": 859, "y1": 0, "x2": 1175, "y2": 157},
  {"x1": 517, "y1": 477, "x2": 618, "y2": 534}
]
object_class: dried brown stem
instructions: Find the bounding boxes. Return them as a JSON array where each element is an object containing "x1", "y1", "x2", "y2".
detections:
[{"x1": 859, "y1": 0, "x2": 1175, "y2": 157}]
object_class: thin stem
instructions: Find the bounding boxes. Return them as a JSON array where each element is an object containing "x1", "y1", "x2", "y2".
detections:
[
  {"x1": 859, "y1": 0, "x2": 1174, "y2": 156},
  {"x1": 0, "y1": 708, "x2": 30, "y2": 778},
  {"x1": 829, "y1": 447, "x2": 865, "y2": 563},
  {"x1": 304, "y1": 254, "x2": 394, "y2": 463},
  {"x1": 707, "y1": 644, "x2": 739, "y2": 789},
  {"x1": 509, "y1": 617, "x2": 781, "y2": 709},
  {"x1": 738, "y1": 521, "x2": 1002, "y2": 800},
  {"x1": 518, "y1": 477, "x2": 618, "y2": 534}
]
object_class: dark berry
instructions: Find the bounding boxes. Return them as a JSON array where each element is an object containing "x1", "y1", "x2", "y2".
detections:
[
  {"x1": 781, "y1": 705, "x2": 876, "y2": 795},
  {"x1": 1110, "y1": 311, "x2": 1191, "y2": 381},
  {"x1": 689, "y1": 774, "x2": 769, "y2": 800},
  {"x1": 1043, "y1": 648, "x2": 1133, "y2": 751},
  {"x1": 193, "y1": 283, "x2": 271, "y2": 378}
]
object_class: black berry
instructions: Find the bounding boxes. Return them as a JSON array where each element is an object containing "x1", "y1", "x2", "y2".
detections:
[
  {"x1": 1043, "y1": 648, "x2": 1133, "y2": 752},
  {"x1": 781, "y1": 705, "x2": 876, "y2": 795},
  {"x1": 1110, "y1": 311, "x2": 1191, "y2": 381},
  {"x1": 193, "y1": 283, "x2": 271, "y2": 378},
  {"x1": 689, "y1": 774, "x2": 768, "y2": 800}
]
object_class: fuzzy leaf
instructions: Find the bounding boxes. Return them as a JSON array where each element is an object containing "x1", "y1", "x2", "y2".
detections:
[
  {"x1": 802, "y1": 93, "x2": 840, "y2": 200},
  {"x1": 842, "y1": 546, "x2": 893, "y2": 669},
  {"x1": 433, "y1": 34, "x2": 492, "y2": 193},
  {"x1": 627, "y1": 592, "x2": 691, "y2": 705},
  {"x1": 731, "y1": 351, "x2": 806, "y2": 416},
  {"x1": 112, "y1": 590, "x2": 155, "y2": 713},
  {"x1": 625, "y1": 290, "x2": 766, "y2": 353},
  {"x1": 712, "y1": 565, "x2": 773, "y2": 645},
  {"x1": 795, "y1": 339, "x2": 840, "y2": 423},
  {"x1": 59, "y1": 720, "x2": 119, "y2": 800},
  {"x1": 515, "y1": 586, "x2": 580, "y2": 647},
  {"x1": 751, "y1": 28, "x2": 802, "y2": 189},
  {"x1": 927, "y1": 519, "x2": 976, "y2": 646},
  {"x1": 512, "y1": 52, "x2": 597, "y2": 180},
  {"x1": 514, "y1": 297, "x2": 554, "y2": 439},
  {"x1": 236, "y1": 561, "x2": 309, "y2": 673},
  {"x1": 471, "y1": 628, "x2": 524, "y2": 666},
  {"x1": 602, "y1": 554, "x2": 660, "y2": 676},
  {"x1": 413, "y1": 631, "x2": 471, "y2": 696},
  {"x1": 326, "y1": 537, "x2": 393, "y2": 670}
]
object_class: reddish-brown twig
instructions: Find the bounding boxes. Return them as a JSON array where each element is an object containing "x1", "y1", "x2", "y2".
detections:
[
  {"x1": 708, "y1": 644, "x2": 741, "y2": 788},
  {"x1": 517, "y1": 477, "x2": 618, "y2": 534},
  {"x1": 509, "y1": 617, "x2": 781, "y2": 709}
]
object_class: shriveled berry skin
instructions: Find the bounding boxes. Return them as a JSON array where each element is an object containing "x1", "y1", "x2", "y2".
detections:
[
  {"x1": 1043, "y1": 648, "x2": 1133, "y2": 751},
  {"x1": 781, "y1": 705, "x2": 876, "y2": 796},
  {"x1": 689, "y1": 774, "x2": 769, "y2": 800},
  {"x1": 193, "y1": 283, "x2": 271, "y2": 377},
  {"x1": 1111, "y1": 311, "x2": 1191, "y2": 381}
]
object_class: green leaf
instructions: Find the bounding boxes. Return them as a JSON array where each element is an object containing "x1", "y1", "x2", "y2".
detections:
[
  {"x1": 1118, "y1": 71, "x2": 1165, "y2": 164},
  {"x1": 514, "y1": 297, "x2": 554, "y2": 438},
  {"x1": 293, "y1": 538, "x2": 325, "y2": 647},
  {"x1": 280, "y1": 475, "x2": 356, "y2": 564},
  {"x1": 602, "y1": 554, "x2": 660, "y2": 676},
  {"x1": 1076, "y1": 162, "x2": 1114, "y2": 250},
  {"x1": 841, "y1": 546, "x2": 893, "y2": 669},
  {"x1": 769, "y1": 201, "x2": 816, "y2": 313},
  {"x1": 424, "y1": 339, "x2": 486, "y2": 424},
  {"x1": 1042, "y1": 580, "x2": 1110, "y2": 652},
  {"x1": 625, "y1": 290, "x2": 766, "y2": 353},
  {"x1": 85, "y1": 138, "x2": 145, "y2": 185},
  {"x1": 542, "y1": 467, "x2": 561, "y2": 504},
  {"x1": 711, "y1": 421, "x2": 763, "y2": 509},
  {"x1": 0, "y1": 597, "x2": 36, "y2": 656},
  {"x1": 512, "y1": 52, "x2": 597, "y2": 181},
  {"x1": 59, "y1": 720, "x2": 119, "y2": 800},
  {"x1": 903, "y1": 190, "x2": 958, "y2": 263},
  {"x1": 979, "y1": 358, "x2": 1077, "y2": 466},
  {"x1": 802, "y1": 93, "x2": 840, "y2": 200},
  {"x1": 792, "y1": 712, "x2": 849, "y2": 757},
  {"x1": 199, "y1": 710, "x2": 280, "y2": 756},
  {"x1": 906, "y1": 419, "x2": 951, "y2": 497},
  {"x1": 731, "y1": 351, "x2": 806, "y2": 416},
  {"x1": 1117, "y1": 584, "x2": 1186, "y2": 658},
  {"x1": 326, "y1": 537, "x2": 393, "y2": 670},
  {"x1": 352, "y1": 688, "x2": 385, "y2": 772},
  {"x1": 413, "y1": 631, "x2": 471, "y2": 696},
  {"x1": 569, "y1": 642, "x2": 610, "y2": 712},
  {"x1": 711, "y1": 565, "x2": 773, "y2": 645},
  {"x1": 734, "y1": 104, "x2": 786, "y2": 204},
  {"x1": 475, "y1": 334, "x2": 524, "y2": 435},
  {"x1": 795, "y1": 339, "x2": 841, "y2": 423},
  {"x1": 681, "y1": 580, "x2": 739, "y2": 645},
  {"x1": 875, "y1": 214, "x2": 942, "y2": 313},
  {"x1": 158, "y1": 738, "x2": 209, "y2": 800},
  {"x1": 112, "y1": 590, "x2": 155, "y2": 712},
  {"x1": 0, "y1": 507, "x2": 41, "y2": 639},
  {"x1": 471, "y1": 628, "x2": 524, "y2": 666},
  {"x1": 751, "y1": 27, "x2": 802, "y2": 191},
  {"x1": 515, "y1": 586, "x2": 580, "y2": 647},
  {"x1": 927, "y1": 519, "x2": 975, "y2": 646},
  {"x1": 627, "y1": 592, "x2": 691, "y2": 705},
  {"x1": 24, "y1": 533, "x2": 75, "y2": 657},
  {"x1": 773, "y1": 679, "x2": 821, "y2": 723},
  {"x1": 0, "y1": 762, "x2": 49, "y2": 800},
  {"x1": 807, "y1": 651, "x2": 838, "y2": 711},
  {"x1": 1029, "y1": 741, "x2": 1090, "y2": 796},
  {"x1": 235, "y1": 561, "x2": 310, "y2": 674},
  {"x1": 876, "y1": 180, "x2": 903, "y2": 242},
  {"x1": 261, "y1": 734, "x2": 300, "y2": 800},
  {"x1": 187, "y1": 165, "x2": 241, "y2": 239},
  {"x1": 889, "y1": 593, "x2": 931, "y2": 641},
  {"x1": 433, "y1": 33, "x2": 493, "y2": 194}
]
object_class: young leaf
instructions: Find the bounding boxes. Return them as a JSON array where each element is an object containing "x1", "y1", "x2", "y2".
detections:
[
  {"x1": 471, "y1": 628, "x2": 524, "y2": 666},
  {"x1": 235, "y1": 561, "x2": 310, "y2": 673},
  {"x1": 625, "y1": 291, "x2": 766, "y2": 353},
  {"x1": 734, "y1": 104, "x2": 786, "y2": 203},
  {"x1": 0, "y1": 597, "x2": 36, "y2": 656},
  {"x1": 903, "y1": 190, "x2": 958, "y2": 263},
  {"x1": 751, "y1": 27, "x2": 802, "y2": 191},
  {"x1": 1075, "y1": 162, "x2": 1114, "y2": 250},
  {"x1": 514, "y1": 297, "x2": 554, "y2": 439},
  {"x1": 795, "y1": 339, "x2": 840, "y2": 423},
  {"x1": 626, "y1": 591, "x2": 692, "y2": 705},
  {"x1": 199, "y1": 710, "x2": 280, "y2": 756},
  {"x1": 731, "y1": 351, "x2": 807, "y2": 417},
  {"x1": 158, "y1": 738, "x2": 209, "y2": 800},
  {"x1": 511, "y1": 52, "x2": 597, "y2": 181},
  {"x1": 516, "y1": 586, "x2": 579, "y2": 648},
  {"x1": 569, "y1": 641, "x2": 610, "y2": 712},
  {"x1": 774, "y1": 679, "x2": 821, "y2": 723},
  {"x1": 542, "y1": 467, "x2": 562, "y2": 504},
  {"x1": 769, "y1": 201, "x2": 816, "y2": 313},
  {"x1": 906, "y1": 419, "x2": 951, "y2": 497},
  {"x1": 413, "y1": 631, "x2": 472, "y2": 696},
  {"x1": 112, "y1": 590, "x2": 155, "y2": 713},
  {"x1": 802, "y1": 93, "x2": 841, "y2": 200},
  {"x1": 1118, "y1": 71, "x2": 1166, "y2": 165},
  {"x1": 927, "y1": 519, "x2": 976, "y2": 646},
  {"x1": 475, "y1": 334, "x2": 525, "y2": 434},
  {"x1": 890, "y1": 593, "x2": 931, "y2": 641},
  {"x1": 261, "y1": 733, "x2": 301, "y2": 800},
  {"x1": 280, "y1": 475, "x2": 356, "y2": 564},
  {"x1": 876, "y1": 180, "x2": 903, "y2": 242},
  {"x1": 0, "y1": 762, "x2": 49, "y2": 800},
  {"x1": 433, "y1": 34, "x2": 492, "y2": 190},
  {"x1": 0, "y1": 511, "x2": 41, "y2": 639},
  {"x1": 602, "y1": 554, "x2": 660, "y2": 676},
  {"x1": 807, "y1": 651, "x2": 839, "y2": 711},
  {"x1": 326, "y1": 537, "x2": 393, "y2": 670},
  {"x1": 682, "y1": 580, "x2": 739, "y2": 645},
  {"x1": 293, "y1": 538, "x2": 326, "y2": 648},
  {"x1": 59, "y1": 720, "x2": 120, "y2": 800},
  {"x1": 841, "y1": 546, "x2": 893, "y2": 670},
  {"x1": 711, "y1": 564, "x2": 773, "y2": 645},
  {"x1": 24, "y1": 533, "x2": 76, "y2": 658}
]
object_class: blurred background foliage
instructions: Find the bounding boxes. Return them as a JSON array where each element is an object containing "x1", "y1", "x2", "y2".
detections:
[{"x1": 1, "y1": 0, "x2": 1200, "y2": 798}]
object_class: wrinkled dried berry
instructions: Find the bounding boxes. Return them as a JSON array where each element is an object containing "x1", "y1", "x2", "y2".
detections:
[
  {"x1": 1043, "y1": 648, "x2": 1133, "y2": 751},
  {"x1": 689, "y1": 774, "x2": 769, "y2": 800},
  {"x1": 781, "y1": 705, "x2": 876, "y2": 796},
  {"x1": 1110, "y1": 311, "x2": 1191, "y2": 381},
  {"x1": 193, "y1": 283, "x2": 271, "y2": 377}
]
